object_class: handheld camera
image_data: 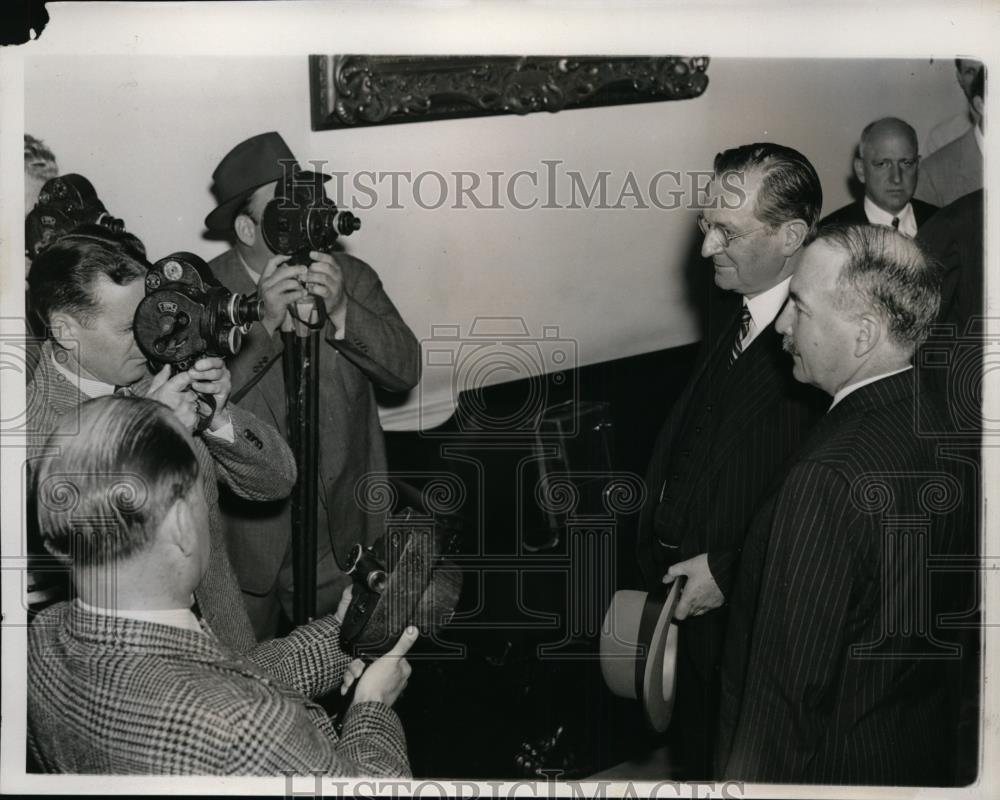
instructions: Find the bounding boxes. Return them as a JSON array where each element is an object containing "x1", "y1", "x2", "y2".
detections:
[
  {"x1": 133, "y1": 252, "x2": 262, "y2": 372},
  {"x1": 26, "y1": 174, "x2": 126, "y2": 259}
]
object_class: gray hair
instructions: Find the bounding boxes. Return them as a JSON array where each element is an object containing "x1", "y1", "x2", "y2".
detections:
[
  {"x1": 33, "y1": 397, "x2": 200, "y2": 568},
  {"x1": 815, "y1": 224, "x2": 941, "y2": 348},
  {"x1": 24, "y1": 134, "x2": 58, "y2": 181}
]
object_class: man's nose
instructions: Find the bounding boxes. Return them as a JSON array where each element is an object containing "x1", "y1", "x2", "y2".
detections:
[
  {"x1": 775, "y1": 301, "x2": 793, "y2": 333},
  {"x1": 701, "y1": 233, "x2": 724, "y2": 258},
  {"x1": 889, "y1": 163, "x2": 903, "y2": 184}
]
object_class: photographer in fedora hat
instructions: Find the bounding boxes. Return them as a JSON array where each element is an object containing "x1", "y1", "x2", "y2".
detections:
[{"x1": 205, "y1": 131, "x2": 420, "y2": 640}]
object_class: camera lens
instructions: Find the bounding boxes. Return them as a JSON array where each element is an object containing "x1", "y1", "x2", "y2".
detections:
[
  {"x1": 216, "y1": 325, "x2": 242, "y2": 356},
  {"x1": 336, "y1": 210, "x2": 361, "y2": 236},
  {"x1": 230, "y1": 293, "x2": 263, "y2": 326},
  {"x1": 96, "y1": 212, "x2": 126, "y2": 234}
]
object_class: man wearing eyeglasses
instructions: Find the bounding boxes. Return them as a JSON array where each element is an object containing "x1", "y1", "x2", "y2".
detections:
[
  {"x1": 820, "y1": 118, "x2": 937, "y2": 237},
  {"x1": 636, "y1": 143, "x2": 827, "y2": 778}
]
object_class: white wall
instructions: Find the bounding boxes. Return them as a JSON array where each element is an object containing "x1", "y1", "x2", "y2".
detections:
[{"x1": 25, "y1": 55, "x2": 965, "y2": 429}]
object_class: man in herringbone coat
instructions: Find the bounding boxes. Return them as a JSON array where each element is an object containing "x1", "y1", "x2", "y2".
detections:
[
  {"x1": 26, "y1": 228, "x2": 294, "y2": 654},
  {"x1": 717, "y1": 225, "x2": 974, "y2": 784},
  {"x1": 28, "y1": 397, "x2": 414, "y2": 775}
]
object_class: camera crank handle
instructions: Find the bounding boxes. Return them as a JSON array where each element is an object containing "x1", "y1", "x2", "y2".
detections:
[{"x1": 193, "y1": 390, "x2": 216, "y2": 434}]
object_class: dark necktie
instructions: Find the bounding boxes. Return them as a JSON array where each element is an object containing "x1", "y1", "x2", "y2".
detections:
[
  {"x1": 729, "y1": 304, "x2": 753, "y2": 367},
  {"x1": 891, "y1": 216, "x2": 900, "y2": 230}
]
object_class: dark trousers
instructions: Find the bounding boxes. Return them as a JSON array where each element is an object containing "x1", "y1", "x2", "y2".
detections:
[{"x1": 667, "y1": 611, "x2": 726, "y2": 779}]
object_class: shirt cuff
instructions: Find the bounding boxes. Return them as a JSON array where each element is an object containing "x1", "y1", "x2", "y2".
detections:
[{"x1": 205, "y1": 420, "x2": 235, "y2": 443}]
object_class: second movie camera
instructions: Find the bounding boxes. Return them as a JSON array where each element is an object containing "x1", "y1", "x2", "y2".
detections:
[{"x1": 133, "y1": 252, "x2": 262, "y2": 372}]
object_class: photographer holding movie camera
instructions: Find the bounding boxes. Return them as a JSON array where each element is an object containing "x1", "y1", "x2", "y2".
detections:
[
  {"x1": 204, "y1": 132, "x2": 421, "y2": 640},
  {"x1": 25, "y1": 225, "x2": 297, "y2": 653}
]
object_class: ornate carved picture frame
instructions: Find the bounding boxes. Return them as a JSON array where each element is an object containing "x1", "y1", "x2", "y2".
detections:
[{"x1": 310, "y1": 56, "x2": 710, "y2": 130}]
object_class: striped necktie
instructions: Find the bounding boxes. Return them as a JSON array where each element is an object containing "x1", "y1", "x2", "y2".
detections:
[{"x1": 729, "y1": 304, "x2": 753, "y2": 367}]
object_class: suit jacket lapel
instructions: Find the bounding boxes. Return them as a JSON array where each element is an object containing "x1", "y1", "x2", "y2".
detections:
[
  {"x1": 211, "y1": 249, "x2": 285, "y2": 423},
  {"x1": 212, "y1": 248, "x2": 257, "y2": 295}
]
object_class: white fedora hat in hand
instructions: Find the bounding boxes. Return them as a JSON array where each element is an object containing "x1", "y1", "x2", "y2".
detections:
[{"x1": 599, "y1": 577, "x2": 685, "y2": 733}]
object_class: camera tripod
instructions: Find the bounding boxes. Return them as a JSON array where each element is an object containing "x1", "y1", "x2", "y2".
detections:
[{"x1": 282, "y1": 296, "x2": 325, "y2": 625}]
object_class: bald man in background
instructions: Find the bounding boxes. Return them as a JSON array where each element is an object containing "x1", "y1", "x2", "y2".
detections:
[{"x1": 821, "y1": 118, "x2": 937, "y2": 237}]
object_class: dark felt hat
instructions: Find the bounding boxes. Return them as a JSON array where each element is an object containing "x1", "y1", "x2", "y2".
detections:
[{"x1": 204, "y1": 131, "x2": 330, "y2": 233}]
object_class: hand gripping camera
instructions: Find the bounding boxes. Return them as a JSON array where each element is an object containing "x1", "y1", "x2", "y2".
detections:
[
  {"x1": 258, "y1": 169, "x2": 361, "y2": 331},
  {"x1": 133, "y1": 252, "x2": 262, "y2": 371},
  {"x1": 25, "y1": 174, "x2": 127, "y2": 259}
]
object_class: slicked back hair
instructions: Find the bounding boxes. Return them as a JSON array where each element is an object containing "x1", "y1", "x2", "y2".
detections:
[
  {"x1": 33, "y1": 396, "x2": 200, "y2": 568},
  {"x1": 714, "y1": 142, "x2": 823, "y2": 244},
  {"x1": 816, "y1": 224, "x2": 942, "y2": 348},
  {"x1": 27, "y1": 225, "x2": 149, "y2": 330}
]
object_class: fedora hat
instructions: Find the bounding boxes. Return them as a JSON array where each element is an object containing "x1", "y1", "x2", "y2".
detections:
[
  {"x1": 204, "y1": 131, "x2": 331, "y2": 233},
  {"x1": 599, "y1": 577, "x2": 686, "y2": 732}
]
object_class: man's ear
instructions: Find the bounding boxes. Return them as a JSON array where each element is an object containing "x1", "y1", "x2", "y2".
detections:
[
  {"x1": 48, "y1": 311, "x2": 82, "y2": 352},
  {"x1": 855, "y1": 313, "x2": 881, "y2": 358},
  {"x1": 233, "y1": 214, "x2": 257, "y2": 248},
  {"x1": 780, "y1": 219, "x2": 809, "y2": 256},
  {"x1": 163, "y1": 495, "x2": 198, "y2": 558},
  {"x1": 972, "y1": 95, "x2": 984, "y2": 124},
  {"x1": 853, "y1": 157, "x2": 867, "y2": 186}
]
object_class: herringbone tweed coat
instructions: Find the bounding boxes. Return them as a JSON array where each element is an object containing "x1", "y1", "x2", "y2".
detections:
[
  {"x1": 28, "y1": 602, "x2": 410, "y2": 775},
  {"x1": 26, "y1": 341, "x2": 297, "y2": 653}
]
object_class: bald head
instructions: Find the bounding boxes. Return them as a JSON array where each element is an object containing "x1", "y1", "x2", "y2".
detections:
[
  {"x1": 858, "y1": 118, "x2": 918, "y2": 160},
  {"x1": 853, "y1": 118, "x2": 919, "y2": 215}
]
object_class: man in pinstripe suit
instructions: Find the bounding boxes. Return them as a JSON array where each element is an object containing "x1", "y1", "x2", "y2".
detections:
[
  {"x1": 637, "y1": 143, "x2": 827, "y2": 777},
  {"x1": 28, "y1": 396, "x2": 415, "y2": 775},
  {"x1": 717, "y1": 225, "x2": 972, "y2": 784}
]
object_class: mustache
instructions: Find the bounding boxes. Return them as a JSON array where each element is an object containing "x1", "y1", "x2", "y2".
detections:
[{"x1": 782, "y1": 336, "x2": 798, "y2": 356}]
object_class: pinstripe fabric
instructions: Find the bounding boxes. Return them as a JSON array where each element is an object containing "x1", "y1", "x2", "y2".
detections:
[
  {"x1": 28, "y1": 602, "x2": 410, "y2": 776},
  {"x1": 636, "y1": 290, "x2": 826, "y2": 776},
  {"x1": 717, "y1": 372, "x2": 972, "y2": 784},
  {"x1": 26, "y1": 341, "x2": 298, "y2": 653}
]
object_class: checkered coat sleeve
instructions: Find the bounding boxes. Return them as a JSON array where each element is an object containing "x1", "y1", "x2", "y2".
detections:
[{"x1": 28, "y1": 603, "x2": 410, "y2": 776}]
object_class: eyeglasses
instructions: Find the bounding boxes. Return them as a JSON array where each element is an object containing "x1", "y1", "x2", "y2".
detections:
[{"x1": 697, "y1": 214, "x2": 766, "y2": 248}]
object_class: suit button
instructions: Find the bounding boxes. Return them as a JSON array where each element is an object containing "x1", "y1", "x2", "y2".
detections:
[
  {"x1": 706, "y1": 403, "x2": 714, "y2": 412},
  {"x1": 680, "y1": 449, "x2": 691, "y2": 458},
  {"x1": 672, "y1": 473, "x2": 679, "y2": 481},
  {"x1": 694, "y1": 426, "x2": 703, "y2": 434}
]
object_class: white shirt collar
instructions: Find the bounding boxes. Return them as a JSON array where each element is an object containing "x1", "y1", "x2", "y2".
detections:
[
  {"x1": 741, "y1": 275, "x2": 792, "y2": 349},
  {"x1": 239, "y1": 252, "x2": 262, "y2": 286},
  {"x1": 76, "y1": 597, "x2": 202, "y2": 634},
  {"x1": 863, "y1": 196, "x2": 918, "y2": 237},
  {"x1": 973, "y1": 125, "x2": 983, "y2": 155},
  {"x1": 50, "y1": 350, "x2": 116, "y2": 399},
  {"x1": 829, "y1": 365, "x2": 912, "y2": 410}
]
